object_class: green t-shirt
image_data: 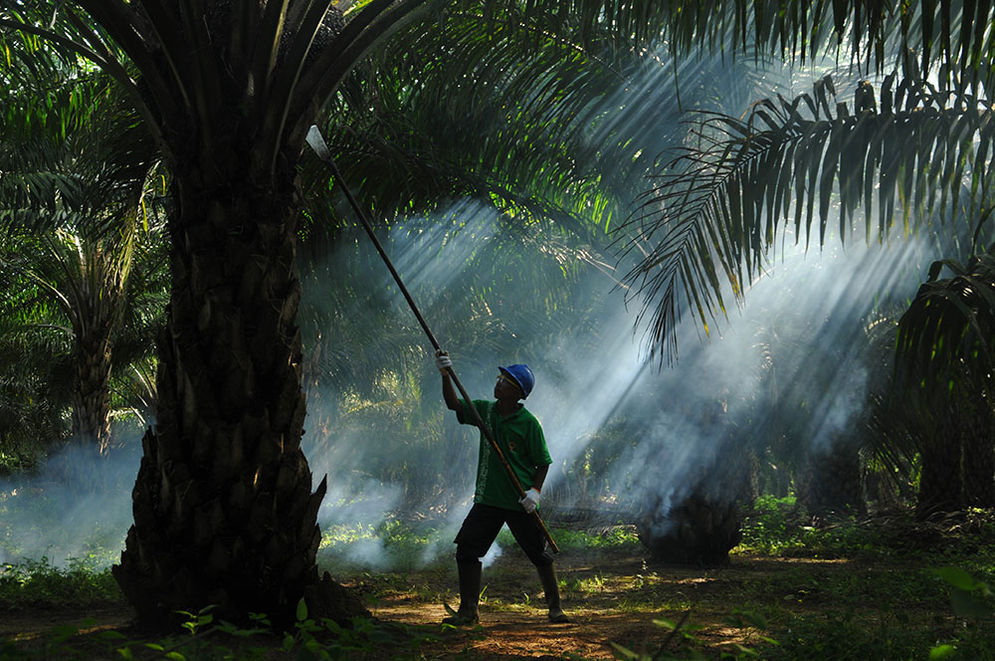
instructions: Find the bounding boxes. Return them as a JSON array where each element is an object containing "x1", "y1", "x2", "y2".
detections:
[{"x1": 457, "y1": 399, "x2": 553, "y2": 511}]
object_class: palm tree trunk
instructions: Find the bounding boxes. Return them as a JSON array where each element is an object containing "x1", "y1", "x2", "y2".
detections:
[
  {"x1": 960, "y1": 398, "x2": 995, "y2": 508},
  {"x1": 918, "y1": 417, "x2": 965, "y2": 517},
  {"x1": 796, "y1": 439, "x2": 866, "y2": 518},
  {"x1": 71, "y1": 325, "x2": 113, "y2": 454},
  {"x1": 112, "y1": 170, "x2": 366, "y2": 628}
]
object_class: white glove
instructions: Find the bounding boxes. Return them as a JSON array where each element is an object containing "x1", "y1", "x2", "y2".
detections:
[
  {"x1": 435, "y1": 350, "x2": 452, "y2": 372},
  {"x1": 519, "y1": 487, "x2": 540, "y2": 514}
]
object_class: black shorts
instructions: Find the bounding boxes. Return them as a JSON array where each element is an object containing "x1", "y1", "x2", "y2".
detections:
[{"x1": 454, "y1": 503, "x2": 554, "y2": 567}]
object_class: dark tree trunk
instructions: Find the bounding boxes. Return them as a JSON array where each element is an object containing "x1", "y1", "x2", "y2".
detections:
[
  {"x1": 961, "y1": 400, "x2": 995, "y2": 508},
  {"x1": 796, "y1": 438, "x2": 866, "y2": 519},
  {"x1": 71, "y1": 324, "x2": 113, "y2": 454},
  {"x1": 60, "y1": 323, "x2": 116, "y2": 494},
  {"x1": 636, "y1": 486, "x2": 745, "y2": 566},
  {"x1": 112, "y1": 162, "x2": 366, "y2": 629},
  {"x1": 918, "y1": 421, "x2": 965, "y2": 517},
  {"x1": 636, "y1": 438, "x2": 752, "y2": 567}
]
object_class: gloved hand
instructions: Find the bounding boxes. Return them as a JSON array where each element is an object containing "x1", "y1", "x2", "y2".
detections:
[
  {"x1": 519, "y1": 487, "x2": 540, "y2": 514},
  {"x1": 435, "y1": 350, "x2": 452, "y2": 372}
]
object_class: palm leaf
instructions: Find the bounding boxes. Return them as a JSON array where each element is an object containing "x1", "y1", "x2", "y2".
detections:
[
  {"x1": 622, "y1": 72, "x2": 995, "y2": 362},
  {"x1": 895, "y1": 249, "x2": 995, "y2": 396}
]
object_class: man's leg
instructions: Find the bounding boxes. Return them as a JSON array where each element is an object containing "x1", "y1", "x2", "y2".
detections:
[
  {"x1": 536, "y1": 563, "x2": 569, "y2": 623},
  {"x1": 445, "y1": 558, "x2": 482, "y2": 626},
  {"x1": 445, "y1": 504, "x2": 503, "y2": 625},
  {"x1": 506, "y1": 511, "x2": 570, "y2": 623}
]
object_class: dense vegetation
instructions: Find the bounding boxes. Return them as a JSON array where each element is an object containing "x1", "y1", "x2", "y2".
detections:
[{"x1": 1, "y1": 0, "x2": 994, "y2": 656}]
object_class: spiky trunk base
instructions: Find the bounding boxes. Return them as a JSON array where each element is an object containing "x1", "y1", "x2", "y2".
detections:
[
  {"x1": 637, "y1": 489, "x2": 744, "y2": 567},
  {"x1": 636, "y1": 456, "x2": 751, "y2": 566},
  {"x1": 113, "y1": 172, "x2": 367, "y2": 630}
]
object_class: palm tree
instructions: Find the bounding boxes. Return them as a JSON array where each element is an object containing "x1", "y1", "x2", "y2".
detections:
[
  {"x1": 618, "y1": 36, "x2": 995, "y2": 516},
  {"x1": 0, "y1": 59, "x2": 162, "y2": 455},
  {"x1": 894, "y1": 250, "x2": 995, "y2": 513}
]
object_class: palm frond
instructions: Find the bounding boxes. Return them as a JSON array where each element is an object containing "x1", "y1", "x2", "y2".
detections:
[
  {"x1": 622, "y1": 72, "x2": 995, "y2": 362},
  {"x1": 895, "y1": 248, "x2": 995, "y2": 395}
]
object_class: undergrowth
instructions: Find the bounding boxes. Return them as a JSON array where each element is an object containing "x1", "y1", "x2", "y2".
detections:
[
  {"x1": 0, "y1": 557, "x2": 120, "y2": 609},
  {"x1": 1, "y1": 505, "x2": 994, "y2": 659}
]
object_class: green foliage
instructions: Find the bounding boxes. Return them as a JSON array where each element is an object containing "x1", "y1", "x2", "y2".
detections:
[
  {"x1": 318, "y1": 518, "x2": 445, "y2": 572},
  {"x1": 547, "y1": 526, "x2": 641, "y2": 552},
  {"x1": 319, "y1": 520, "x2": 639, "y2": 573},
  {"x1": 736, "y1": 495, "x2": 807, "y2": 555},
  {"x1": 0, "y1": 596, "x2": 444, "y2": 660},
  {"x1": 762, "y1": 573, "x2": 994, "y2": 661},
  {"x1": 933, "y1": 566, "x2": 994, "y2": 619},
  {"x1": 737, "y1": 495, "x2": 891, "y2": 558},
  {"x1": 623, "y1": 66, "x2": 995, "y2": 362},
  {"x1": 0, "y1": 557, "x2": 121, "y2": 609}
]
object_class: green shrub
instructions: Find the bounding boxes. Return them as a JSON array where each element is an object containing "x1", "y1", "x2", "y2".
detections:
[{"x1": 0, "y1": 557, "x2": 121, "y2": 609}]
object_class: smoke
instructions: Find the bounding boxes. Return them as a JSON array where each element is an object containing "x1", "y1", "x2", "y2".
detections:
[
  {"x1": 0, "y1": 440, "x2": 140, "y2": 568},
  {"x1": 296, "y1": 176, "x2": 941, "y2": 571},
  {"x1": 569, "y1": 232, "x2": 935, "y2": 533},
  {"x1": 0, "y1": 211, "x2": 938, "y2": 573},
  {"x1": 0, "y1": 51, "x2": 947, "y2": 572}
]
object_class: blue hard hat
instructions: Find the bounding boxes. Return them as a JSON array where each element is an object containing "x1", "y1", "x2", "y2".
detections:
[{"x1": 499, "y1": 364, "x2": 535, "y2": 398}]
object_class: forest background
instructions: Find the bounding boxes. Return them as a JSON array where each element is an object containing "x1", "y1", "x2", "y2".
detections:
[{"x1": 1, "y1": 1, "x2": 994, "y2": 659}]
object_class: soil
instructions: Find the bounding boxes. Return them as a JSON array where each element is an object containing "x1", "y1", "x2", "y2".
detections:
[{"x1": 0, "y1": 544, "x2": 940, "y2": 660}]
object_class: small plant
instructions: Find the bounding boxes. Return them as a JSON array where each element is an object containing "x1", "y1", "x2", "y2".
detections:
[
  {"x1": 736, "y1": 495, "x2": 804, "y2": 555},
  {"x1": 933, "y1": 566, "x2": 993, "y2": 618},
  {"x1": 929, "y1": 566, "x2": 994, "y2": 660},
  {"x1": 577, "y1": 574, "x2": 607, "y2": 593},
  {"x1": 610, "y1": 609, "x2": 775, "y2": 661},
  {"x1": 609, "y1": 611, "x2": 703, "y2": 660}
]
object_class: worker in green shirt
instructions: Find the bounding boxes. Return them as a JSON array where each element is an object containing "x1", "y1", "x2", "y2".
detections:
[{"x1": 435, "y1": 350, "x2": 570, "y2": 625}]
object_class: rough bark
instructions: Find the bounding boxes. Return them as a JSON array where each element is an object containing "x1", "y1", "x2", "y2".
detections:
[
  {"x1": 70, "y1": 323, "x2": 114, "y2": 454},
  {"x1": 636, "y1": 488, "x2": 745, "y2": 566},
  {"x1": 636, "y1": 445, "x2": 751, "y2": 567},
  {"x1": 961, "y1": 399, "x2": 995, "y2": 508},
  {"x1": 918, "y1": 420, "x2": 965, "y2": 517},
  {"x1": 796, "y1": 438, "x2": 866, "y2": 518},
  {"x1": 112, "y1": 161, "x2": 366, "y2": 629}
]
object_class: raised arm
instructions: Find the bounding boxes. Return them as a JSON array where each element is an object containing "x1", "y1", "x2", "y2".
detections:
[{"x1": 435, "y1": 350, "x2": 461, "y2": 411}]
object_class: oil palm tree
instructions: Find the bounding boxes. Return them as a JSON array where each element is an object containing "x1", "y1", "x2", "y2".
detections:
[
  {"x1": 0, "y1": 59, "x2": 162, "y2": 455},
  {"x1": 894, "y1": 250, "x2": 995, "y2": 513},
  {"x1": 619, "y1": 39, "x2": 995, "y2": 516}
]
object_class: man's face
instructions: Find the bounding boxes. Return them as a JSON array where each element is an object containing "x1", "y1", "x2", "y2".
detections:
[{"x1": 494, "y1": 372, "x2": 523, "y2": 400}]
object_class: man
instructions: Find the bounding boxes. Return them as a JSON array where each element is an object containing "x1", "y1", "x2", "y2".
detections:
[{"x1": 435, "y1": 350, "x2": 569, "y2": 625}]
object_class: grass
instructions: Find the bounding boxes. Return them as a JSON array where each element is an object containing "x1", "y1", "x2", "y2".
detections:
[
  {"x1": 1, "y1": 505, "x2": 994, "y2": 659},
  {"x1": 0, "y1": 556, "x2": 121, "y2": 610}
]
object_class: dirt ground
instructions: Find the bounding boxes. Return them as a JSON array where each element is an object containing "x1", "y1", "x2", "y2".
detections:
[
  {"x1": 0, "y1": 547, "x2": 912, "y2": 659},
  {"x1": 358, "y1": 548, "x2": 812, "y2": 660}
]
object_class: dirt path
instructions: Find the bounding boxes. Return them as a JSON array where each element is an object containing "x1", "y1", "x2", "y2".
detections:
[
  {"x1": 372, "y1": 601, "x2": 630, "y2": 659},
  {"x1": 0, "y1": 604, "x2": 134, "y2": 640}
]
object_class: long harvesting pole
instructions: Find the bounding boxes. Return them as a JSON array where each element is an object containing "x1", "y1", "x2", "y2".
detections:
[{"x1": 305, "y1": 125, "x2": 559, "y2": 553}]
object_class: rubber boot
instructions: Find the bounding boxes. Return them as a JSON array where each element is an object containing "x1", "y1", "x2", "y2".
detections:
[
  {"x1": 537, "y1": 564, "x2": 570, "y2": 623},
  {"x1": 443, "y1": 560, "x2": 481, "y2": 626}
]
